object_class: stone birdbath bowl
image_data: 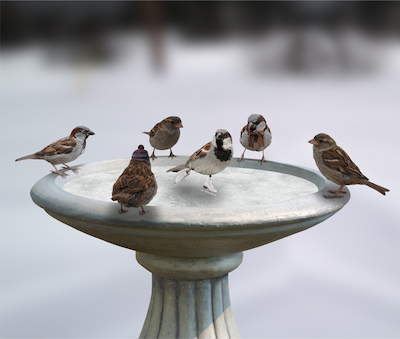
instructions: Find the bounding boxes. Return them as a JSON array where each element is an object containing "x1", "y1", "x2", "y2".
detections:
[{"x1": 30, "y1": 156, "x2": 350, "y2": 338}]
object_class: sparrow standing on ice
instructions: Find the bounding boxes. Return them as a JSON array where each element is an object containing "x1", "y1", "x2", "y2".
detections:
[
  {"x1": 112, "y1": 145, "x2": 157, "y2": 214},
  {"x1": 309, "y1": 133, "x2": 389, "y2": 198},
  {"x1": 15, "y1": 126, "x2": 95, "y2": 176},
  {"x1": 239, "y1": 114, "x2": 271, "y2": 162},
  {"x1": 143, "y1": 116, "x2": 183, "y2": 160},
  {"x1": 167, "y1": 129, "x2": 233, "y2": 194}
]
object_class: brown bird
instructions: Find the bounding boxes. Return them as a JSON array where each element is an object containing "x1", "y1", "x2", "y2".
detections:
[
  {"x1": 143, "y1": 116, "x2": 183, "y2": 160},
  {"x1": 309, "y1": 133, "x2": 389, "y2": 198},
  {"x1": 15, "y1": 126, "x2": 94, "y2": 176},
  {"x1": 111, "y1": 145, "x2": 158, "y2": 214}
]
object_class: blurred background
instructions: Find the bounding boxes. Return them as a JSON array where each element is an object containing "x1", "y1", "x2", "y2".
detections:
[{"x1": 1, "y1": 2, "x2": 400, "y2": 338}]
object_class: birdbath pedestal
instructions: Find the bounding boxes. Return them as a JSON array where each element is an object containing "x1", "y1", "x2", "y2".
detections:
[{"x1": 30, "y1": 156, "x2": 350, "y2": 338}]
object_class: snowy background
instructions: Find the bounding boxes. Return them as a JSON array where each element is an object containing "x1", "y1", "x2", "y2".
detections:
[{"x1": 1, "y1": 2, "x2": 400, "y2": 338}]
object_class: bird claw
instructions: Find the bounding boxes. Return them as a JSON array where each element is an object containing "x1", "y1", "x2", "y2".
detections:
[
  {"x1": 174, "y1": 169, "x2": 190, "y2": 184},
  {"x1": 328, "y1": 190, "x2": 346, "y2": 194},
  {"x1": 51, "y1": 170, "x2": 68, "y2": 177}
]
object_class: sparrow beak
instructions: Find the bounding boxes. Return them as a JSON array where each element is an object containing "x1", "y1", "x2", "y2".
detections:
[
  {"x1": 308, "y1": 139, "x2": 318, "y2": 145},
  {"x1": 249, "y1": 123, "x2": 256, "y2": 132},
  {"x1": 87, "y1": 131, "x2": 95, "y2": 136},
  {"x1": 175, "y1": 123, "x2": 183, "y2": 128}
]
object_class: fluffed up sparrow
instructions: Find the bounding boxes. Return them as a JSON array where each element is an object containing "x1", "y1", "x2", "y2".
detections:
[
  {"x1": 239, "y1": 114, "x2": 272, "y2": 162},
  {"x1": 15, "y1": 126, "x2": 95, "y2": 176},
  {"x1": 143, "y1": 116, "x2": 183, "y2": 160},
  {"x1": 167, "y1": 129, "x2": 233, "y2": 194},
  {"x1": 111, "y1": 145, "x2": 158, "y2": 214},
  {"x1": 309, "y1": 133, "x2": 389, "y2": 198}
]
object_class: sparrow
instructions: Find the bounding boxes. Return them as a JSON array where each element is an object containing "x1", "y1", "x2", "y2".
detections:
[
  {"x1": 111, "y1": 145, "x2": 158, "y2": 214},
  {"x1": 143, "y1": 116, "x2": 183, "y2": 160},
  {"x1": 309, "y1": 133, "x2": 389, "y2": 198},
  {"x1": 167, "y1": 129, "x2": 233, "y2": 193},
  {"x1": 238, "y1": 114, "x2": 272, "y2": 162},
  {"x1": 15, "y1": 126, "x2": 95, "y2": 176}
]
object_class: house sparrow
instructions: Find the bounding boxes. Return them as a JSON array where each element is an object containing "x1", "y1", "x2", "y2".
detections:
[
  {"x1": 309, "y1": 133, "x2": 389, "y2": 198},
  {"x1": 15, "y1": 126, "x2": 95, "y2": 176},
  {"x1": 111, "y1": 145, "x2": 157, "y2": 214},
  {"x1": 143, "y1": 116, "x2": 183, "y2": 160},
  {"x1": 239, "y1": 114, "x2": 272, "y2": 162},
  {"x1": 167, "y1": 129, "x2": 233, "y2": 193}
]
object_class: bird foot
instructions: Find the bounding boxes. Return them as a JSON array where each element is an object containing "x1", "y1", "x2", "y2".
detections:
[
  {"x1": 323, "y1": 194, "x2": 344, "y2": 199},
  {"x1": 62, "y1": 164, "x2": 80, "y2": 172},
  {"x1": 174, "y1": 169, "x2": 190, "y2": 184},
  {"x1": 51, "y1": 170, "x2": 68, "y2": 177},
  {"x1": 150, "y1": 149, "x2": 157, "y2": 161},
  {"x1": 139, "y1": 208, "x2": 148, "y2": 215},
  {"x1": 259, "y1": 156, "x2": 266, "y2": 162},
  {"x1": 238, "y1": 156, "x2": 244, "y2": 162},
  {"x1": 328, "y1": 190, "x2": 346, "y2": 194},
  {"x1": 203, "y1": 176, "x2": 217, "y2": 193},
  {"x1": 119, "y1": 207, "x2": 128, "y2": 213},
  {"x1": 168, "y1": 150, "x2": 177, "y2": 158}
]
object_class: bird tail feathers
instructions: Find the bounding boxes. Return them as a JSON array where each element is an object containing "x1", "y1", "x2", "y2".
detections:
[
  {"x1": 142, "y1": 132, "x2": 151, "y2": 136},
  {"x1": 15, "y1": 154, "x2": 39, "y2": 162},
  {"x1": 167, "y1": 164, "x2": 187, "y2": 173},
  {"x1": 366, "y1": 181, "x2": 389, "y2": 195}
]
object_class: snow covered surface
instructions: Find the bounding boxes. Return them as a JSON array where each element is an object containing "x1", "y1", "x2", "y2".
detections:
[{"x1": 1, "y1": 31, "x2": 400, "y2": 338}]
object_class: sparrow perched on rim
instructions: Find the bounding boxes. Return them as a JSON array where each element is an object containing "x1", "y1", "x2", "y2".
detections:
[
  {"x1": 309, "y1": 133, "x2": 389, "y2": 198},
  {"x1": 111, "y1": 145, "x2": 157, "y2": 214},
  {"x1": 239, "y1": 114, "x2": 271, "y2": 162},
  {"x1": 167, "y1": 129, "x2": 233, "y2": 194},
  {"x1": 15, "y1": 126, "x2": 95, "y2": 176},
  {"x1": 143, "y1": 116, "x2": 183, "y2": 160}
]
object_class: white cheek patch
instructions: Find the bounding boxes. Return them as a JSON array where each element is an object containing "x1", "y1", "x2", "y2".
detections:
[
  {"x1": 257, "y1": 122, "x2": 266, "y2": 131},
  {"x1": 222, "y1": 138, "x2": 233, "y2": 150}
]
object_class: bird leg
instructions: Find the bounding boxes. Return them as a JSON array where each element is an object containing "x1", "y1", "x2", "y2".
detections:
[
  {"x1": 174, "y1": 168, "x2": 191, "y2": 184},
  {"x1": 168, "y1": 148, "x2": 177, "y2": 158},
  {"x1": 139, "y1": 206, "x2": 148, "y2": 215},
  {"x1": 260, "y1": 150, "x2": 266, "y2": 162},
  {"x1": 324, "y1": 185, "x2": 346, "y2": 198},
  {"x1": 119, "y1": 204, "x2": 128, "y2": 213},
  {"x1": 50, "y1": 164, "x2": 68, "y2": 177},
  {"x1": 238, "y1": 149, "x2": 246, "y2": 162},
  {"x1": 150, "y1": 148, "x2": 157, "y2": 160},
  {"x1": 62, "y1": 163, "x2": 80, "y2": 172},
  {"x1": 203, "y1": 175, "x2": 217, "y2": 193}
]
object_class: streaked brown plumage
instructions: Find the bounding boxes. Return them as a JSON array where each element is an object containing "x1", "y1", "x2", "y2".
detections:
[
  {"x1": 15, "y1": 126, "x2": 94, "y2": 176},
  {"x1": 309, "y1": 133, "x2": 389, "y2": 198},
  {"x1": 143, "y1": 116, "x2": 183, "y2": 160},
  {"x1": 111, "y1": 146, "x2": 157, "y2": 214}
]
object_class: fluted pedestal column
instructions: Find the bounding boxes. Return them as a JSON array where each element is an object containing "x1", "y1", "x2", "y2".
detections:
[{"x1": 136, "y1": 252, "x2": 243, "y2": 339}]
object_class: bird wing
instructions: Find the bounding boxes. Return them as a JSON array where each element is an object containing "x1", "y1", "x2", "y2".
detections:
[
  {"x1": 144, "y1": 122, "x2": 161, "y2": 137},
  {"x1": 112, "y1": 165, "x2": 156, "y2": 196},
  {"x1": 36, "y1": 137, "x2": 76, "y2": 156},
  {"x1": 240, "y1": 125, "x2": 247, "y2": 137},
  {"x1": 321, "y1": 146, "x2": 368, "y2": 180},
  {"x1": 188, "y1": 141, "x2": 211, "y2": 161}
]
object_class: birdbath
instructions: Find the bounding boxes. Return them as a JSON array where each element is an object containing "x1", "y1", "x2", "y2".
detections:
[{"x1": 30, "y1": 156, "x2": 350, "y2": 338}]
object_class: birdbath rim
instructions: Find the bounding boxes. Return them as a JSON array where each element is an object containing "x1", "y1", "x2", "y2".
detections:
[{"x1": 30, "y1": 156, "x2": 350, "y2": 258}]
